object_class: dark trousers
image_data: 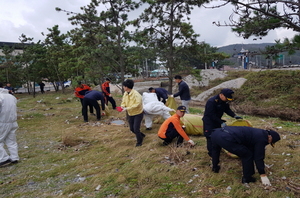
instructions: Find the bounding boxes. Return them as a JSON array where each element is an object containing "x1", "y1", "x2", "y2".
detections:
[
  {"x1": 212, "y1": 132, "x2": 255, "y2": 179},
  {"x1": 128, "y1": 112, "x2": 144, "y2": 144},
  {"x1": 40, "y1": 86, "x2": 45, "y2": 94},
  {"x1": 160, "y1": 128, "x2": 184, "y2": 145},
  {"x1": 105, "y1": 95, "x2": 116, "y2": 109},
  {"x1": 204, "y1": 129, "x2": 213, "y2": 157},
  {"x1": 80, "y1": 98, "x2": 94, "y2": 114},
  {"x1": 82, "y1": 98, "x2": 101, "y2": 121},
  {"x1": 203, "y1": 121, "x2": 222, "y2": 157}
]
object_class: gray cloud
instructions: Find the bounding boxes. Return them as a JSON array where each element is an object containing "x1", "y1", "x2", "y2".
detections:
[{"x1": 0, "y1": 0, "x2": 296, "y2": 47}]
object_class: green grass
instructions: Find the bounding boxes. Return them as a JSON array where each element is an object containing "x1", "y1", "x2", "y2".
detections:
[
  {"x1": 0, "y1": 85, "x2": 299, "y2": 197},
  {"x1": 233, "y1": 70, "x2": 300, "y2": 121}
]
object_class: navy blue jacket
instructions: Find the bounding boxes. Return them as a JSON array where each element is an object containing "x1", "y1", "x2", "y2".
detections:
[
  {"x1": 211, "y1": 126, "x2": 269, "y2": 174},
  {"x1": 202, "y1": 94, "x2": 235, "y2": 130},
  {"x1": 173, "y1": 81, "x2": 191, "y2": 100},
  {"x1": 84, "y1": 90, "x2": 106, "y2": 110},
  {"x1": 155, "y1": 88, "x2": 168, "y2": 101}
]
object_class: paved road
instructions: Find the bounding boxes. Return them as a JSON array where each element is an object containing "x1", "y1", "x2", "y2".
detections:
[{"x1": 15, "y1": 85, "x2": 64, "y2": 93}]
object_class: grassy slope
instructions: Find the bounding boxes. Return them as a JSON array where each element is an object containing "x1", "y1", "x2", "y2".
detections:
[
  {"x1": 192, "y1": 70, "x2": 300, "y2": 121},
  {"x1": 0, "y1": 83, "x2": 299, "y2": 197},
  {"x1": 234, "y1": 70, "x2": 300, "y2": 121}
]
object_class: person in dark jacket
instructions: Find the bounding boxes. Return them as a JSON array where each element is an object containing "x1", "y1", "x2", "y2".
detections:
[
  {"x1": 211, "y1": 126, "x2": 280, "y2": 185},
  {"x1": 148, "y1": 87, "x2": 169, "y2": 104},
  {"x1": 82, "y1": 90, "x2": 106, "y2": 122},
  {"x1": 202, "y1": 88, "x2": 242, "y2": 157},
  {"x1": 39, "y1": 82, "x2": 45, "y2": 94},
  {"x1": 172, "y1": 75, "x2": 191, "y2": 113},
  {"x1": 4, "y1": 83, "x2": 15, "y2": 95}
]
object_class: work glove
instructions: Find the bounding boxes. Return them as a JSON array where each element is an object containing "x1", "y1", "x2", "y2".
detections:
[
  {"x1": 260, "y1": 175, "x2": 271, "y2": 186},
  {"x1": 121, "y1": 107, "x2": 127, "y2": 112},
  {"x1": 234, "y1": 115, "x2": 243, "y2": 119},
  {"x1": 188, "y1": 139, "x2": 195, "y2": 146},
  {"x1": 212, "y1": 165, "x2": 220, "y2": 173},
  {"x1": 221, "y1": 122, "x2": 227, "y2": 128},
  {"x1": 109, "y1": 94, "x2": 112, "y2": 97},
  {"x1": 169, "y1": 95, "x2": 174, "y2": 97}
]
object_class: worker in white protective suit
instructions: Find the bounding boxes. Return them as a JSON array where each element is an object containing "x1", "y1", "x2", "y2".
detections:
[
  {"x1": 0, "y1": 83, "x2": 19, "y2": 167},
  {"x1": 143, "y1": 92, "x2": 175, "y2": 130}
]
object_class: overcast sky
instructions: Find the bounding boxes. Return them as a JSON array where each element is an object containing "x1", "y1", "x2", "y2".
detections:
[{"x1": 0, "y1": 0, "x2": 297, "y2": 48}]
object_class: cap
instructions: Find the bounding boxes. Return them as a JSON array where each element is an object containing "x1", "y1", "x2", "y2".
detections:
[
  {"x1": 221, "y1": 88, "x2": 234, "y2": 101},
  {"x1": 177, "y1": 106, "x2": 187, "y2": 112},
  {"x1": 267, "y1": 130, "x2": 281, "y2": 147},
  {"x1": 106, "y1": 78, "x2": 111, "y2": 81}
]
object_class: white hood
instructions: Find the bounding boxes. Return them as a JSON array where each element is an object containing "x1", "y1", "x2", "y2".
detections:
[
  {"x1": 142, "y1": 92, "x2": 158, "y2": 105},
  {"x1": 0, "y1": 88, "x2": 9, "y2": 94},
  {"x1": 142, "y1": 92, "x2": 173, "y2": 115}
]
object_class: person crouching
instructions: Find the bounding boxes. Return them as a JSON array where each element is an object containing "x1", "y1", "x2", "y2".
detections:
[{"x1": 158, "y1": 106, "x2": 195, "y2": 147}]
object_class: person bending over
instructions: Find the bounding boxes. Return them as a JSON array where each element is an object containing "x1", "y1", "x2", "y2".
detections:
[{"x1": 211, "y1": 126, "x2": 280, "y2": 185}]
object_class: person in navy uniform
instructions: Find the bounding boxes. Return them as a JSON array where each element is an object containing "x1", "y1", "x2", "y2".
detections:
[
  {"x1": 172, "y1": 75, "x2": 191, "y2": 113},
  {"x1": 4, "y1": 83, "x2": 15, "y2": 95},
  {"x1": 148, "y1": 87, "x2": 169, "y2": 104},
  {"x1": 211, "y1": 126, "x2": 280, "y2": 185},
  {"x1": 82, "y1": 90, "x2": 106, "y2": 122},
  {"x1": 202, "y1": 88, "x2": 242, "y2": 157}
]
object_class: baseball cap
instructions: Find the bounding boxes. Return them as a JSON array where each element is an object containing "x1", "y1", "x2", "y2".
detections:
[
  {"x1": 177, "y1": 106, "x2": 187, "y2": 112},
  {"x1": 221, "y1": 88, "x2": 234, "y2": 101},
  {"x1": 267, "y1": 129, "x2": 281, "y2": 147}
]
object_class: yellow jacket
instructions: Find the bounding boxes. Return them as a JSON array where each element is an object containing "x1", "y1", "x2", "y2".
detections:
[{"x1": 121, "y1": 89, "x2": 143, "y2": 116}]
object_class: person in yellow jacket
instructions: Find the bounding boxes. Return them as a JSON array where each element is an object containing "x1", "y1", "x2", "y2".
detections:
[
  {"x1": 121, "y1": 79, "x2": 145, "y2": 147},
  {"x1": 158, "y1": 106, "x2": 195, "y2": 146}
]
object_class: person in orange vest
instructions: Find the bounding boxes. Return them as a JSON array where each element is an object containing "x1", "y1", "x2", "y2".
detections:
[
  {"x1": 74, "y1": 82, "x2": 94, "y2": 115},
  {"x1": 101, "y1": 78, "x2": 116, "y2": 109},
  {"x1": 158, "y1": 106, "x2": 195, "y2": 146}
]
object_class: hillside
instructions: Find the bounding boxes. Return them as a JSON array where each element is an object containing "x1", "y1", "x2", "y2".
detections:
[
  {"x1": 2, "y1": 70, "x2": 300, "y2": 197},
  {"x1": 218, "y1": 43, "x2": 275, "y2": 55},
  {"x1": 233, "y1": 70, "x2": 300, "y2": 121},
  {"x1": 217, "y1": 43, "x2": 300, "y2": 68},
  {"x1": 190, "y1": 69, "x2": 300, "y2": 121},
  {"x1": 0, "y1": 83, "x2": 299, "y2": 197}
]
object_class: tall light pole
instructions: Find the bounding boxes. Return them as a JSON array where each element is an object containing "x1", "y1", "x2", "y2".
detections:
[{"x1": 204, "y1": 46, "x2": 207, "y2": 70}]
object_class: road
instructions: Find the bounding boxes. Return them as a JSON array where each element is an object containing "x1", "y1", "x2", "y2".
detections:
[{"x1": 15, "y1": 85, "x2": 63, "y2": 93}]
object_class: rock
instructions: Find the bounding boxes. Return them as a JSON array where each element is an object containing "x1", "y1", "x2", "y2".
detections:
[
  {"x1": 198, "y1": 70, "x2": 227, "y2": 87},
  {"x1": 95, "y1": 185, "x2": 101, "y2": 191},
  {"x1": 194, "y1": 77, "x2": 247, "y2": 102}
]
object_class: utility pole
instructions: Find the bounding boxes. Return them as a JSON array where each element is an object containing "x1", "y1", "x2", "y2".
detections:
[
  {"x1": 204, "y1": 47, "x2": 207, "y2": 70},
  {"x1": 145, "y1": 58, "x2": 148, "y2": 77}
]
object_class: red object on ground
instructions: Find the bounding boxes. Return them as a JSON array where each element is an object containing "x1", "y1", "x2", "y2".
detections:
[{"x1": 116, "y1": 106, "x2": 123, "y2": 112}]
